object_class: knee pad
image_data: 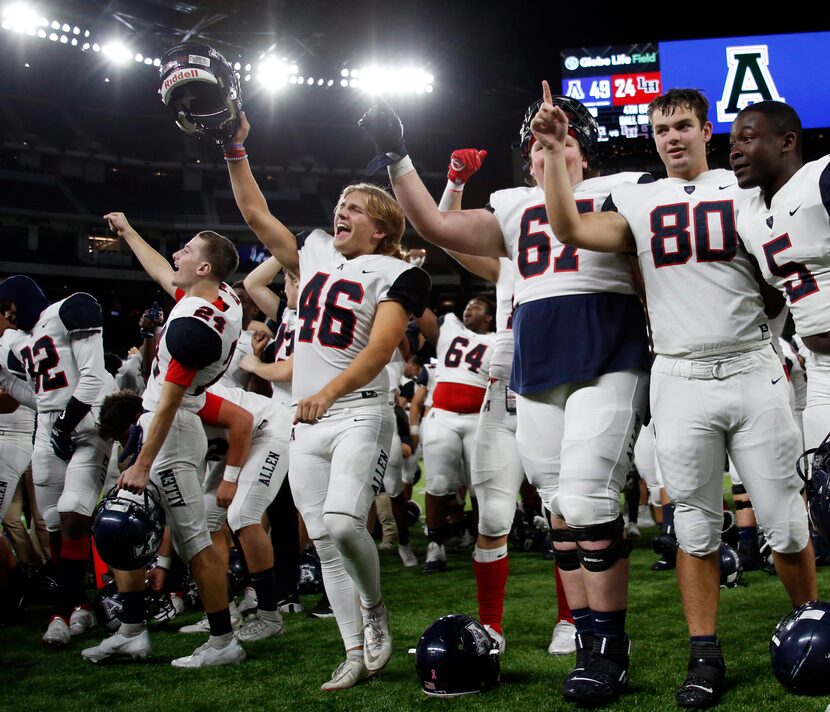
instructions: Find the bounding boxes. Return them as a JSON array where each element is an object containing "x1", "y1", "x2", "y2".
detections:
[
  {"x1": 203, "y1": 494, "x2": 228, "y2": 533},
  {"x1": 558, "y1": 489, "x2": 620, "y2": 529},
  {"x1": 476, "y1": 496, "x2": 515, "y2": 538},
  {"x1": 425, "y1": 472, "x2": 454, "y2": 497},
  {"x1": 57, "y1": 491, "x2": 93, "y2": 518},
  {"x1": 674, "y1": 506, "x2": 722, "y2": 557},
  {"x1": 322, "y1": 511, "x2": 366, "y2": 549},
  {"x1": 552, "y1": 547, "x2": 580, "y2": 572},
  {"x1": 571, "y1": 516, "x2": 632, "y2": 572}
]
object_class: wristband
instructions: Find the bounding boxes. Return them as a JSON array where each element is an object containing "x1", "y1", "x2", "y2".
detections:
[
  {"x1": 224, "y1": 145, "x2": 248, "y2": 161},
  {"x1": 438, "y1": 179, "x2": 464, "y2": 212},
  {"x1": 410, "y1": 424, "x2": 420, "y2": 436},
  {"x1": 155, "y1": 555, "x2": 172, "y2": 571},
  {"x1": 223, "y1": 465, "x2": 241, "y2": 483},
  {"x1": 55, "y1": 396, "x2": 92, "y2": 433},
  {"x1": 387, "y1": 155, "x2": 415, "y2": 180}
]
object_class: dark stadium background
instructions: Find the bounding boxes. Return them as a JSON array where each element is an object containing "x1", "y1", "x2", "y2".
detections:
[{"x1": 0, "y1": 0, "x2": 828, "y2": 355}]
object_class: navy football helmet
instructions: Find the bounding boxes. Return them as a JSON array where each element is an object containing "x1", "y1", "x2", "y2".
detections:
[
  {"x1": 415, "y1": 614, "x2": 500, "y2": 696},
  {"x1": 159, "y1": 42, "x2": 241, "y2": 144},
  {"x1": 797, "y1": 432, "x2": 830, "y2": 546},
  {"x1": 771, "y1": 600, "x2": 830, "y2": 695},
  {"x1": 298, "y1": 551, "x2": 324, "y2": 595},
  {"x1": 718, "y1": 542, "x2": 743, "y2": 588},
  {"x1": 93, "y1": 581, "x2": 124, "y2": 633},
  {"x1": 91, "y1": 485, "x2": 165, "y2": 571},
  {"x1": 518, "y1": 95, "x2": 598, "y2": 167}
]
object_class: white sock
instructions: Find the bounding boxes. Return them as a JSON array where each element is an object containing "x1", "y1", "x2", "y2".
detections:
[{"x1": 474, "y1": 543, "x2": 508, "y2": 563}]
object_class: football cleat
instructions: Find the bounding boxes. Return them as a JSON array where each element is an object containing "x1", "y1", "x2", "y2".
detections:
[
  {"x1": 676, "y1": 658, "x2": 725, "y2": 709},
  {"x1": 238, "y1": 586, "x2": 258, "y2": 617},
  {"x1": 362, "y1": 603, "x2": 392, "y2": 671},
  {"x1": 69, "y1": 606, "x2": 95, "y2": 637},
  {"x1": 178, "y1": 602, "x2": 240, "y2": 633},
  {"x1": 483, "y1": 625, "x2": 506, "y2": 655},
  {"x1": 398, "y1": 544, "x2": 418, "y2": 568},
  {"x1": 277, "y1": 594, "x2": 304, "y2": 614},
  {"x1": 42, "y1": 616, "x2": 71, "y2": 649},
  {"x1": 310, "y1": 594, "x2": 335, "y2": 619},
  {"x1": 321, "y1": 657, "x2": 373, "y2": 691},
  {"x1": 563, "y1": 636, "x2": 630, "y2": 706},
  {"x1": 548, "y1": 620, "x2": 577, "y2": 655},
  {"x1": 81, "y1": 628, "x2": 151, "y2": 663},
  {"x1": 236, "y1": 612, "x2": 284, "y2": 642},
  {"x1": 171, "y1": 638, "x2": 246, "y2": 668},
  {"x1": 422, "y1": 542, "x2": 447, "y2": 574}
]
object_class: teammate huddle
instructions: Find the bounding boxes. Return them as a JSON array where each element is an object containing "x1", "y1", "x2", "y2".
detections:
[{"x1": 0, "y1": 65, "x2": 827, "y2": 709}]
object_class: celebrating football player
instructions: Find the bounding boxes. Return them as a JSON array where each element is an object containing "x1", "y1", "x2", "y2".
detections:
[{"x1": 538, "y1": 82, "x2": 817, "y2": 708}]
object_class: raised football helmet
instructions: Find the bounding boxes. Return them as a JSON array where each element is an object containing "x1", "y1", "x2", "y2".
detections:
[
  {"x1": 718, "y1": 542, "x2": 743, "y2": 588},
  {"x1": 518, "y1": 95, "x2": 598, "y2": 167},
  {"x1": 797, "y1": 432, "x2": 830, "y2": 546},
  {"x1": 414, "y1": 614, "x2": 500, "y2": 696},
  {"x1": 771, "y1": 600, "x2": 830, "y2": 695},
  {"x1": 93, "y1": 581, "x2": 124, "y2": 633},
  {"x1": 91, "y1": 485, "x2": 165, "y2": 571},
  {"x1": 159, "y1": 42, "x2": 241, "y2": 144}
]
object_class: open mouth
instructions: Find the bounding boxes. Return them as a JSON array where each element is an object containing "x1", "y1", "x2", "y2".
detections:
[{"x1": 335, "y1": 221, "x2": 351, "y2": 239}]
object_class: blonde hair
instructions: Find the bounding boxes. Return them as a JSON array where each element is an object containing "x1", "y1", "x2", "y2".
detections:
[{"x1": 338, "y1": 183, "x2": 406, "y2": 260}]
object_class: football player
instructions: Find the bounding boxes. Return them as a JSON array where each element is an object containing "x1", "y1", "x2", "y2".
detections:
[
  {"x1": 225, "y1": 113, "x2": 430, "y2": 690},
  {"x1": 730, "y1": 102, "x2": 830, "y2": 454},
  {"x1": 82, "y1": 213, "x2": 249, "y2": 668},
  {"x1": 538, "y1": 84, "x2": 816, "y2": 708},
  {"x1": 363, "y1": 92, "x2": 651, "y2": 706},
  {"x1": 0, "y1": 275, "x2": 114, "y2": 648}
]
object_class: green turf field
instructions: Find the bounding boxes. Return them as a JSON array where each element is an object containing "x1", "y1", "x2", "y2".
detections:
[{"x1": 3, "y1": 526, "x2": 830, "y2": 712}]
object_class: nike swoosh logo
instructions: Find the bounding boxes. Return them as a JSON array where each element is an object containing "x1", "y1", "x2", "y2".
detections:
[
  {"x1": 353, "y1": 417, "x2": 373, "y2": 422},
  {"x1": 790, "y1": 204, "x2": 802, "y2": 216},
  {"x1": 362, "y1": 270, "x2": 375, "y2": 274},
  {"x1": 771, "y1": 376, "x2": 783, "y2": 385},
  {"x1": 719, "y1": 184, "x2": 735, "y2": 190},
  {"x1": 687, "y1": 684, "x2": 714, "y2": 694}
]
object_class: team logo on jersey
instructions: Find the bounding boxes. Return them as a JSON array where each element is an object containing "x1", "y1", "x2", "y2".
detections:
[
  {"x1": 767, "y1": 216, "x2": 774, "y2": 228},
  {"x1": 684, "y1": 186, "x2": 696, "y2": 194},
  {"x1": 716, "y1": 45, "x2": 785, "y2": 123}
]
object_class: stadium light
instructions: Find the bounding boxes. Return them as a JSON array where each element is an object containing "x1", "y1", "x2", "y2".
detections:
[
  {"x1": 2, "y1": 3, "x2": 40, "y2": 34},
  {"x1": 357, "y1": 66, "x2": 434, "y2": 94},
  {"x1": 102, "y1": 40, "x2": 132, "y2": 64},
  {"x1": 257, "y1": 56, "x2": 290, "y2": 91}
]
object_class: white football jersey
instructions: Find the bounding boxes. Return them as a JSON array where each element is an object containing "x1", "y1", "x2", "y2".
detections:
[
  {"x1": 737, "y1": 156, "x2": 830, "y2": 338},
  {"x1": 0, "y1": 328, "x2": 35, "y2": 434},
  {"x1": 611, "y1": 168, "x2": 768, "y2": 358},
  {"x1": 143, "y1": 284, "x2": 242, "y2": 413},
  {"x1": 490, "y1": 173, "x2": 648, "y2": 307},
  {"x1": 489, "y1": 257, "x2": 516, "y2": 382},
  {"x1": 219, "y1": 329, "x2": 253, "y2": 389},
  {"x1": 292, "y1": 230, "x2": 430, "y2": 405},
  {"x1": 9, "y1": 293, "x2": 113, "y2": 412},
  {"x1": 209, "y1": 382, "x2": 289, "y2": 431},
  {"x1": 270, "y1": 306, "x2": 296, "y2": 407},
  {"x1": 433, "y1": 313, "x2": 496, "y2": 390}
]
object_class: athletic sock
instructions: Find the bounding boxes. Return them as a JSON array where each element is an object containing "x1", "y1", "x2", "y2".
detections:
[
  {"x1": 250, "y1": 567, "x2": 278, "y2": 613},
  {"x1": 554, "y1": 565, "x2": 573, "y2": 622},
  {"x1": 473, "y1": 544, "x2": 508, "y2": 633}
]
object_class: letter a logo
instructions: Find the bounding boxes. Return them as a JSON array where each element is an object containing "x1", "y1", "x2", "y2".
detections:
[{"x1": 716, "y1": 45, "x2": 785, "y2": 123}]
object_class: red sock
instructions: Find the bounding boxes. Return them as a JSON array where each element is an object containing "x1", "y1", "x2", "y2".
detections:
[
  {"x1": 474, "y1": 556, "x2": 509, "y2": 634},
  {"x1": 555, "y1": 565, "x2": 573, "y2": 623}
]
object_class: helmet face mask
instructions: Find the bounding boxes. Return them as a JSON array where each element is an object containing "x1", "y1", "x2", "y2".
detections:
[
  {"x1": 415, "y1": 614, "x2": 500, "y2": 696},
  {"x1": 518, "y1": 95, "x2": 599, "y2": 169},
  {"x1": 159, "y1": 42, "x2": 242, "y2": 144},
  {"x1": 796, "y1": 433, "x2": 830, "y2": 546},
  {"x1": 91, "y1": 484, "x2": 165, "y2": 571}
]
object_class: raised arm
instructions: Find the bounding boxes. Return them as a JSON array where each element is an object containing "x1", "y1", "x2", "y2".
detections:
[
  {"x1": 533, "y1": 81, "x2": 635, "y2": 253},
  {"x1": 358, "y1": 104, "x2": 506, "y2": 258},
  {"x1": 242, "y1": 256, "x2": 284, "y2": 320},
  {"x1": 224, "y1": 113, "x2": 300, "y2": 274},
  {"x1": 104, "y1": 212, "x2": 177, "y2": 297}
]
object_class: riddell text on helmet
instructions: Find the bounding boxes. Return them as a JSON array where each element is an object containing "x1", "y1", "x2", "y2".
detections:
[{"x1": 162, "y1": 68, "x2": 216, "y2": 93}]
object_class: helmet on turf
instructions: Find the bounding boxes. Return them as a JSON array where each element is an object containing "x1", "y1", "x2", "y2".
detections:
[
  {"x1": 92, "y1": 580, "x2": 124, "y2": 633},
  {"x1": 414, "y1": 614, "x2": 500, "y2": 696},
  {"x1": 517, "y1": 95, "x2": 598, "y2": 167},
  {"x1": 718, "y1": 542, "x2": 743, "y2": 588},
  {"x1": 91, "y1": 485, "x2": 165, "y2": 571},
  {"x1": 797, "y1": 432, "x2": 830, "y2": 546},
  {"x1": 771, "y1": 600, "x2": 830, "y2": 695},
  {"x1": 159, "y1": 42, "x2": 241, "y2": 144}
]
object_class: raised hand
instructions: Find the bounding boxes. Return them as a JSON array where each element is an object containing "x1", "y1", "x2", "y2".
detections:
[
  {"x1": 448, "y1": 149, "x2": 487, "y2": 186},
  {"x1": 530, "y1": 80, "x2": 569, "y2": 151},
  {"x1": 358, "y1": 101, "x2": 408, "y2": 174}
]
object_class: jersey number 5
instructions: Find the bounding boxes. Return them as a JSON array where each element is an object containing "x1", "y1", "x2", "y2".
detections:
[
  {"x1": 762, "y1": 233, "x2": 819, "y2": 303},
  {"x1": 297, "y1": 272, "x2": 365, "y2": 349}
]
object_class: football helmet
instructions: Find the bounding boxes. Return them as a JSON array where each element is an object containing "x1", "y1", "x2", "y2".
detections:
[
  {"x1": 406, "y1": 500, "x2": 422, "y2": 527},
  {"x1": 414, "y1": 614, "x2": 500, "y2": 696},
  {"x1": 771, "y1": 600, "x2": 830, "y2": 695},
  {"x1": 91, "y1": 485, "x2": 165, "y2": 571},
  {"x1": 796, "y1": 432, "x2": 830, "y2": 546},
  {"x1": 93, "y1": 581, "x2": 124, "y2": 633},
  {"x1": 518, "y1": 95, "x2": 598, "y2": 167},
  {"x1": 159, "y1": 42, "x2": 241, "y2": 144},
  {"x1": 298, "y1": 551, "x2": 324, "y2": 595},
  {"x1": 718, "y1": 542, "x2": 743, "y2": 588}
]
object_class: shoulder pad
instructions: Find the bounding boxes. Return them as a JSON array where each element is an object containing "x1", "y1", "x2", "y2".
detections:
[
  {"x1": 59, "y1": 293, "x2": 104, "y2": 332},
  {"x1": 166, "y1": 317, "x2": 223, "y2": 369}
]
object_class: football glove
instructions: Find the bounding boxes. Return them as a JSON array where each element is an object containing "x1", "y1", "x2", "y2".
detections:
[
  {"x1": 358, "y1": 101, "x2": 408, "y2": 175},
  {"x1": 448, "y1": 149, "x2": 487, "y2": 186},
  {"x1": 50, "y1": 424, "x2": 76, "y2": 461},
  {"x1": 118, "y1": 423, "x2": 143, "y2": 466}
]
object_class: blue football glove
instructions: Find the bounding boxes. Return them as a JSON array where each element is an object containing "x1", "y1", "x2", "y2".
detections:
[
  {"x1": 50, "y1": 424, "x2": 76, "y2": 461},
  {"x1": 118, "y1": 423, "x2": 144, "y2": 466},
  {"x1": 358, "y1": 101, "x2": 408, "y2": 175}
]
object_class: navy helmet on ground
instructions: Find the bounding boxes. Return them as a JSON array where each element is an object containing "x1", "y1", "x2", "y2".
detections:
[
  {"x1": 718, "y1": 542, "x2": 743, "y2": 588},
  {"x1": 771, "y1": 600, "x2": 830, "y2": 695},
  {"x1": 414, "y1": 614, "x2": 500, "y2": 697}
]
